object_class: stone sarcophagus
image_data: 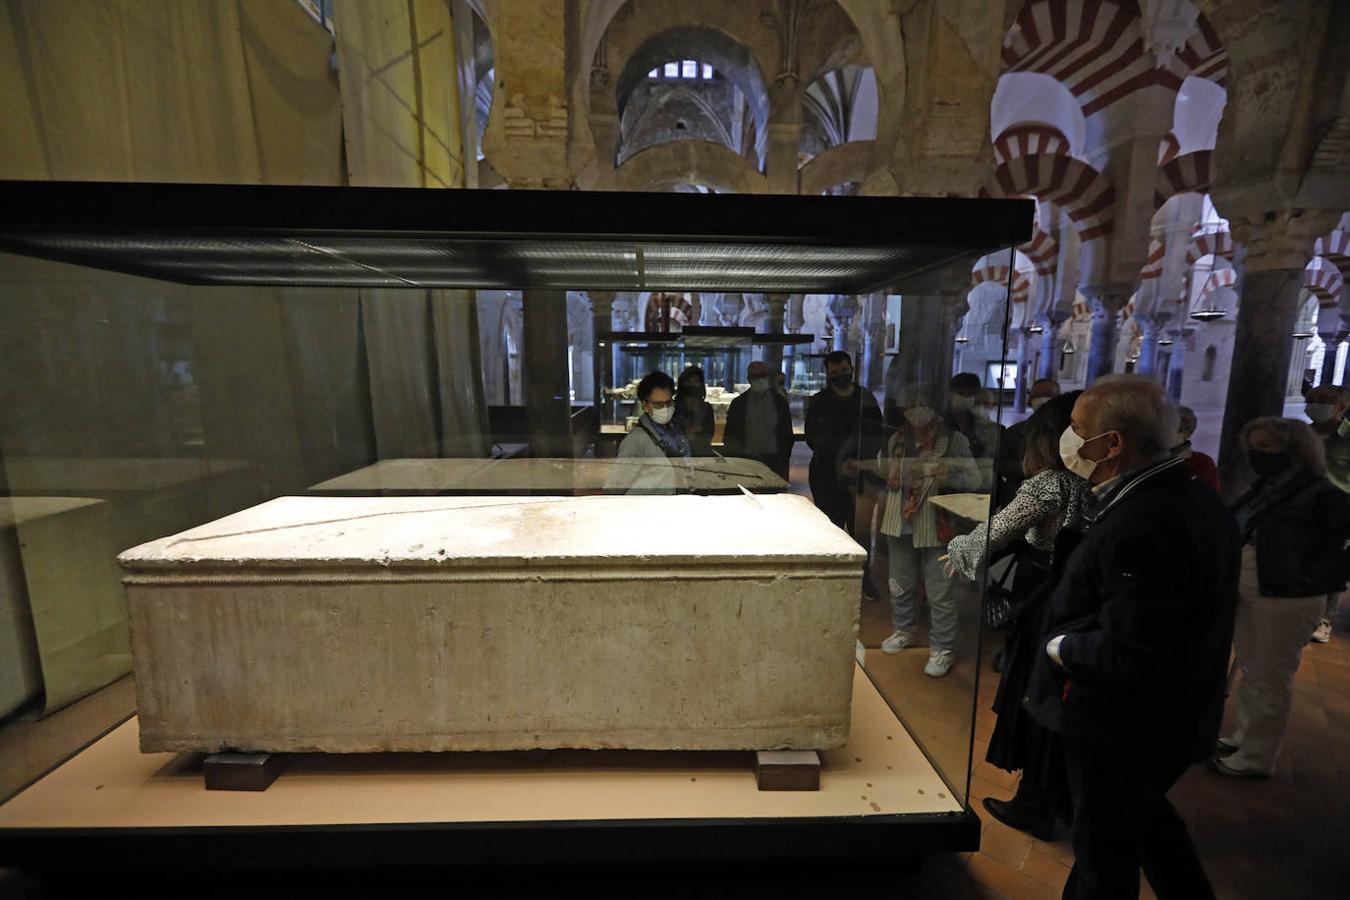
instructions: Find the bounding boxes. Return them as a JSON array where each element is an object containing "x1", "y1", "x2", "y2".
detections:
[{"x1": 118, "y1": 494, "x2": 865, "y2": 754}]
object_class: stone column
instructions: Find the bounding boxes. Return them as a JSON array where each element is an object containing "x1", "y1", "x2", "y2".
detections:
[
  {"x1": 1081, "y1": 286, "x2": 1131, "y2": 386},
  {"x1": 1012, "y1": 327, "x2": 1032, "y2": 410},
  {"x1": 589, "y1": 290, "x2": 615, "y2": 405},
  {"x1": 1217, "y1": 268, "x2": 1302, "y2": 487},
  {"x1": 1317, "y1": 332, "x2": 1341, "y2": 386},
  {"x1": 1165, "y1": 325, "x2": 1189, "y2": 402},
  {"x1": 1134, "y1": 314, "x2": 1170, "y2": 379},
  {"x1": 859, "y1": 294, "x2": 887, "y2": 392},
  {"x1": 1037, "y1": 312, "x2": 1069, "y2": 380},
  {"x1": 522, "y1": 289, "x2": 573, "y2": 458},
  {"x1": 763, "y1": 292, "x2": 789, "y2": 374},
  {"x1": 826, "y1": 295, "x2": 859, "y2": 354}
]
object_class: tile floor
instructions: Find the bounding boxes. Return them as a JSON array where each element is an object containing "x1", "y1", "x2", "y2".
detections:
[{"x1": 896, "y1": 605, "x2": 1350, "y2": 899}]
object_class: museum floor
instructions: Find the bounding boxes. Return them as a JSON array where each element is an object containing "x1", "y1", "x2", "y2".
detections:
[{"x1": 858, "y1": 596, "x2": 1350, "y2": 900}]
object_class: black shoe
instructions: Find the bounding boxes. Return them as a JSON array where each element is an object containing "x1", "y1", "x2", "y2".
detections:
[{"x1": 982, "y1": 796, "x2": 1054, "y2": 841}]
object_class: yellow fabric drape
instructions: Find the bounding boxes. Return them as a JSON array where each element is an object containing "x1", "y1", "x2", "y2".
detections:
[
  {"x1": 0, "y1": 0, "x2": 341, "y2": 183},
  {"x1": 332, "y1": 0, "x2": 465, "y2": 188}
]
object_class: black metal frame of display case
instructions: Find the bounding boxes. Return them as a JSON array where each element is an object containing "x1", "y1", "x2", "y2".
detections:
[{"x1": 0, "y1": 180, "x2": 1032, "y2": 876}]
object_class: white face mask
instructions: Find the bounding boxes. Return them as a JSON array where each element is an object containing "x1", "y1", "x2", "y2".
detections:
[
  {"x1": 750, "y1": 377, "x2": 771, "y2": 393},
  {"x1": 1306, "y1": 403, "x2": 1336, "y2": 424},
  {"x1": 1030, "y1": 397, "x2": 1050, "y2": 411},
  {"x1": 1059, "y1": 426, "x2": 1110, "y2": 481},
  {"x1": 904, "y1": 406, "x2": 936, "y2": 428},
  {"x1": 649, "y1": 405, "x2": 674, "y2": 426}
]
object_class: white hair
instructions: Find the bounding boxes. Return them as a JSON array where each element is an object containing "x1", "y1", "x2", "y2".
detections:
[{"x1": 1086, "y1": 375, "x2": 1179, "y2": 458}]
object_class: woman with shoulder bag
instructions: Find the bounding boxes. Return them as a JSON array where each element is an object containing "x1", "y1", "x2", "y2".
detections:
[
  {"x1": 876, "y1": 384, "x2": 981, "y2": 678},
  {"x1": 1209, "y1": 417, "x2": 1350, "y2": 777},
  {"x1": 942, "y1": 391, "x2": 1091, "y2": 839}
]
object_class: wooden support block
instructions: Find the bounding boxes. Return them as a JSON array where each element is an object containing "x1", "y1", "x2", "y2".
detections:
[
  {"x1": 755, "y1": 750, "x2": 821, "y2": 791},
  {"x1": 203, "y1": 753, "x2": 285, "y2": 791}
]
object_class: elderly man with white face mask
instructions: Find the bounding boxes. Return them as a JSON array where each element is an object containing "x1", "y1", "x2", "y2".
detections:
[{"x1": 1023, "y1": 376, "x2": 1241, "y2": 900}]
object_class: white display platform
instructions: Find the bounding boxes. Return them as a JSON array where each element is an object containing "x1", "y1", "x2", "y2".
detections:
[
  {"x1": 0, "y1": 666, "x2": 959, "y2": 829},
  {"x1": 119, "y1": 494, "x2": 865, "y2": 754},
  {"x1": 308, "y1": 456, "x2": 788, "y2": 495}
]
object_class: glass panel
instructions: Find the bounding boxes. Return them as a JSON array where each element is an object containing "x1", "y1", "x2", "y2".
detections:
[
  {"x1": 681, "y1": 59, "x2": 697, "y2": 79},
  {"x1": 0, "y1": 189, "x2": 1020, "y2": 825},
  {"x1": 849, "y1": 255, "x2": 1015, "y2": 807},
  {"x1": 701, "y1": 63, "x2": 713, "y2": 79},
  {"x1": 663, "y1": 61, "x2": 678, "y2": 78},
  {"x1": 648, "y1": 67, "x2": 659, "y2": 79}
]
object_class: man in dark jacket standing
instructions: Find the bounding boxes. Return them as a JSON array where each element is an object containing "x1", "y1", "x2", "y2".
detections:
[
  {"x1": 724, "y1": 360, "x2": 794, "y2": 481},
  {"x1": 1024, "y1": 377, "x2": 1240, "y2": 900},
  {"x1": 804, "y1": 351, "x2": 883, "y2": 533}
]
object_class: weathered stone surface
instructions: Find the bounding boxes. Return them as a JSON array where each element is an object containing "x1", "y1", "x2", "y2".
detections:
[
  {"x1": 308, "y1": 456, "x2": 788, "y2": 495},
  {"x1": 119, "y1": 494, "x2": 865, "y2": 754}
]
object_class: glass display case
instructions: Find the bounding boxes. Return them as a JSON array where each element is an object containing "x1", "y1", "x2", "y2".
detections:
[{"x1": 0, "y1": 181, "x2": 1027, "y2": 876}]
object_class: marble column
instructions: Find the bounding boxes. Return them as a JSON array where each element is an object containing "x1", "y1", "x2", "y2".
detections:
[
  {"x1": 1317, "y1": 332, "x2": 1341, "y2": 386},
  {"x1": 1037, "y1": 313, "x2": 1069, "y2": 381},
  {"x1": 1165, "y1": 326, "x2": 1189, "y2": 402},
  {"x1": 589, "y1": 290, "x2": 615, "y2": 405},
  {"x1": 522, "y1": 289, "x2": 572, "y2": 458},
  {"x1": 860, "y1": 294, "x2": 887, "y2": 392},
  {"x1": 1081, "y1": 286, "x2": 1131, "y2": 386},
  {"x1": 1217, "y1": 268, "x2": 1303, "y2": 489},
  {"x1": 826, "y1": 295, "x2": 859, "y2": 354},
  {"x1": 1013, "y1": 327, "x2": 1032, "y2": 411},
  {"x1": 763, "y1": 292, "x2": 789, "y2": 375},
  {"x1": 1134, "y1": 314, "x2": 1170, "y2": 379}
]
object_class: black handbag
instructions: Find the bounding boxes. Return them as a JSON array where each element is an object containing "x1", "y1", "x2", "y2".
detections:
[{"x1": 982, "y1": 555, "x2": 1020, "y2": 632}]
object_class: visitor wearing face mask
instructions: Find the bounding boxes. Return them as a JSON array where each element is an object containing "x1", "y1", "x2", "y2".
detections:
[
  {"x1": 1174, "y1": 406, "x2": 1220, "y2": 493},
  {"x1": 724, "y1": 360, "x2": 793, "y2": 481},
  {"x1": 1023, "y1": 376, "x2": 1240, "y2": 899},
  {"x1": 1210, "y1": 418, "x2": 1350, "y2": 778},
  {"x1": 608, "y1": 371, "x2": 689, "y2": 493},
  {"x1": 996, "y1": 378, "x2": 1061, "y2": 507},
  {"x1": 672, "y1": 365, "x2": 715, "y2": 457},
  {"x1": 943, "y1": 391, "x2": 1089, "y2": 839},
  {"x1": 876, "y1": 384, "x2": 980, "y2": 677},
  {"x1": 804, "y1": 350, "x2": 884, "y2": 534}
]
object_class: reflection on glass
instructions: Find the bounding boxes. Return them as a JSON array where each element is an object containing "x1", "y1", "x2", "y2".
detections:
[{"x1": 0, "y1": 233, "x2": 1016, "y2": 820}]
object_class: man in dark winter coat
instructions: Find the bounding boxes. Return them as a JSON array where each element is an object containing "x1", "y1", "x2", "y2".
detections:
[{"x1": 1024, "y1": 376, "x2": 1240, "y2": 900}]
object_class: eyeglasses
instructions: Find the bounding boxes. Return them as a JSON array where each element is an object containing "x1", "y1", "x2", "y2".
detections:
[{"x1": 647, "y1": 399, "x2": 674, "y2": 409}]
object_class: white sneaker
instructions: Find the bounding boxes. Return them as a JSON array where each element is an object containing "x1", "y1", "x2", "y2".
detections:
[
  {"x1": 881, "y1": 629, "x2": 913, "y2": 654},
  {"x1": 1311, "y1": 618, "x2": 1332, "y2": 643},
  {"x1": 924, "y1": 649, "x2": 955, "y2": 677}
]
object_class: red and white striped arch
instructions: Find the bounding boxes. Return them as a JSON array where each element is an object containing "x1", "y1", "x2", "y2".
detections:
[
  {"x1": 1186, "y1": 227, "x2": 1235, "y2": 267},
  {"x1": 1157, "y1": 131, "x2": 1180, "y2": 165},
  {"x1": 1154, "y1": 150, "x2": 1212, "y2": 209},
  {"x1": 1314, "y1": 229, "x2": 1350, "y2": 281},
  {"x1": 993, "y1": 124, "x2": 1072, "y2": 166},
  {"x1": 981, "y1": 154, "x2": 1115, "y2": 241},
  {"x1": 644, "y1": 292, "x2": 693, "y2": 331},
  {"x1": 1003, "y1": 2, "x2": 1227, "y2": 117},
  {"x1": 1139, "y1": 237, "x2": 1165, "y2": 282},
  {"x1": 1167, "y1": 15, "x2": 1228, "y2": 87},
  {"x1": 971, "y1": 265, "x2": 1032, "y2": 304},
  {"x1": 1197, "y1": 267, "x2": 1237, "y2": 304},
  {"x1": 1305, "y1": 258, "x2": 1345, "y2": 307},
  {"x1": 1002, "y1": 0, "x2": 1154, "y2": 118},
  {"x1": 1019, "y1": 225, "x2": 1060, "y2": 277}
]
